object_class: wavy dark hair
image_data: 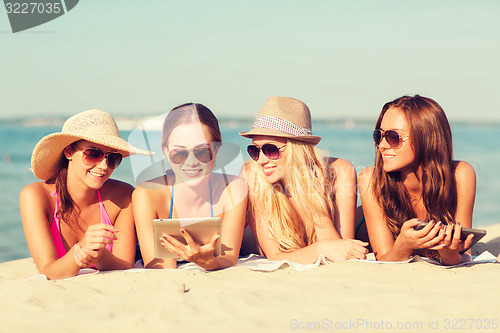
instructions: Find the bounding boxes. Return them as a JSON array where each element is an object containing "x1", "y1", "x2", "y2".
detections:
[
  {"x1": 373, "y1": 95, "x2": 457, "y2": 257},
  {"x1": 54, "y1": 143, "x2": 82, "y2": 230}
]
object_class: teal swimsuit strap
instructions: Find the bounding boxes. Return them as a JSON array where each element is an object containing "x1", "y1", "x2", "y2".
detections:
[
  {"x1": 209, "y1": 180, "x2": 213, "y2": 217},
  {"x1": 169, "y1": 177, "x2": 213, "y2": 219},
  {"x1": 169, "y1": 183, "x2": 174, "y2": 219}
]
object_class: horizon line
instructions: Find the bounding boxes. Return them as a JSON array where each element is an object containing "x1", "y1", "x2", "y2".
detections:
[{"x1": 1, "y1": 115, "x2": 500, "y2": 129}]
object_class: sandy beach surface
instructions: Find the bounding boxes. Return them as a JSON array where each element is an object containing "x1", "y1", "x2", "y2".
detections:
[{"x1": 1, "y1": 224, "x2": 500, "y2": 333}]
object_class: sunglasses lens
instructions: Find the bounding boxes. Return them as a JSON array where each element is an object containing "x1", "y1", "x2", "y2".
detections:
[
  {"x1": 169, "y1": 150, "x2": 188, "y2": 164},
  {"x1": 83, "y1": 149, "x2": 105, "y2": 165},
  {"x1": 169, "y1": 147, "x2": 214, "y2": 164},
  {"x1": 373, "y1": 130, "x2": 382, "y2": 145},
  {"x1": 194, "y1": 147, "x2": 213, "y2": 163},
  {"x1": 107, "y1": 153, "x2": 123, "y2": 169},
  {"x1": 261, "y1": 144, "x2": 280, "y2": 160},
  {"x1": 81, "y1": 148, "x2": 122, "y2": 169},
  {"x1": 385, "y1": 130, "x2": 401, "y2": 148},
  {"x1": 373, "y1": 130, "x2": 403, "y2": 148},
  {"x1": 247, "y1": 145, "x2": 260, "y2": 161}
]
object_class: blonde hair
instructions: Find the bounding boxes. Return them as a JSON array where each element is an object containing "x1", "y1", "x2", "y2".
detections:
[{"x1": 246, "y1": 139, "x2": 336, "y2": 252}]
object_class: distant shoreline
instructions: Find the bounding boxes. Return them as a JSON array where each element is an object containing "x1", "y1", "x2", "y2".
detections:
[{"x1": 1, "y1": 115, "x2": 499, "y2": 129}]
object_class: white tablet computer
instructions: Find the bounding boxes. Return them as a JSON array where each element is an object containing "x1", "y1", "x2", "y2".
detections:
[{"x1": 153, "y1": 217, "x2": 222, "y2": 258}]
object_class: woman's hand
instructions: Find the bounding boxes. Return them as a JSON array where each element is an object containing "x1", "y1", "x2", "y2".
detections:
[
  {"x1": 160, "y1": 229, "x2": 220, "y2": 269},
  {"x1": 437, "y1": 222, "x2": 474, "y2": 265},
  {"x1": 317, "y1": 239, "x2": 369, "y2": 261},
  {"x1": 75, "y1": 224, "x2": 118, "y2": 267},
  {"x1": 394, "y1": 219, "x2": 445, "y2": 252},
  {"x1": 439, "y1": 222, "x2": 474, "y2": 252}
]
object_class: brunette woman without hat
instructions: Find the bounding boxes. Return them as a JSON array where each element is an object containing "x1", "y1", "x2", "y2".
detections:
[
  {"x1": 132, "y1": 103, "x2": 248, "y2": 270},
  {"x1": 358, "y1": 95, "x2": 476, "y2": 265},
  {"x1": 240, "y1": 96, "x2": 368, "y2": 263},
  {"x1": 20, "y1": 110, "x2": 153, "y2": 279}
]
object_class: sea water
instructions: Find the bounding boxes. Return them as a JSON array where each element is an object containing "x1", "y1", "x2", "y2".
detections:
[{"x1": 1, "y1": 120, "x2": 499, "y2": 263}]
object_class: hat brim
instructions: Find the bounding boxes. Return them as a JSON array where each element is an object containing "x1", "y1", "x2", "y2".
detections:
[
  {"x1": 239, "y1": 127, "x2": 321, "y2": 145},
  {"x1": 31, "y1": 132, "x2": 154, "y2": 180}
]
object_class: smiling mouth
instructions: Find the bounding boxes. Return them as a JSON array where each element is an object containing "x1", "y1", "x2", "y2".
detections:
[
  {"x1": 263, "y1": 166, "x2": 276, "y2": 177},
  {"x1": 183, "y1": 169, "x2": 202, "y2": 177},
  {"x1": 89, "y1": 171, "x2": 105, "y2": 178}
]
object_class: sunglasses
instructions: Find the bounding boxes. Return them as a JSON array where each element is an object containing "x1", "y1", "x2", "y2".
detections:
[
  {"x1": 168, "y1": 145, "x2": 215, "y2": 165},
  {"x1": 73, "y1": 145, "x2": 123, "y2": 169},
  {"x1": 373, "y1": 129, "x2": 409, "y2": 149},
  {"x1": 247, "y1": 144, "x2": 286, "y2": 161}
]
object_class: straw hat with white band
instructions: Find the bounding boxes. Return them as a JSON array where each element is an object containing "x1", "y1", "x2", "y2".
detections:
[
  {"x1": 31, "y1": 109, "x2": 154, "y2": 181},
  {"x1": 239, "y1": 96, "x2": 321, "y2": 145}
]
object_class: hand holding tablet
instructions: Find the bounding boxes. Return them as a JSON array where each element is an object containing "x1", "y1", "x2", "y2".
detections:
[{"x1": 153, "y1": 217, "x2": 222, "y2": 259}]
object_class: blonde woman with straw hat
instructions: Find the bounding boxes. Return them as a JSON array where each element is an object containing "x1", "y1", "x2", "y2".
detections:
[
  {"x1": 20, "y1": 110, "x2": 153, "y2": 279},
  {"x1": 240, "y1": 96, "x2": 368, "y2": 263}
]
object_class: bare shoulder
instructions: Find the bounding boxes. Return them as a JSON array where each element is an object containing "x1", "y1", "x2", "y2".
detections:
[
  {"x1": 20, "y1": 181, "x2": 53, "y2": 200},
  {"x1": 453, "y1": 161, "x2": 476, "y2": 192},
  {"x1": 358, "y1": 165, "x2": 375, "y2": 178},
  {"x1": 453, "y1": 160, "x2": 476, "y2": 180},
  {"x1": 19, "y1": 181, "x2": 54, "y2": 217},
  {"x1": 327, "y1": 157, "x2": 354, "y2": 170},
  {"x1": 134, "y1": 174, "x2": 171, "y2": 193},
  {"x1": 326, "y1": 157, "x2": 356, "y2": 179},
  {"x1": 103, "y1": 179, "x2": 134, "y2": 194},
  {"x1": 212, "y1": 173, "x2": 248, "y2": 196},
  {"x1": 133, "y1": 175, "x2": 171, "y2": 204},
  {"x1": 101, "y1": 179, "x2": 135, "y2": 208},
  {"x1": 213, "y1": 173, "x2": 246, "y2": 186},
  {"x1": 357, "y1": 166, "x2": 376, "y2": 187}
]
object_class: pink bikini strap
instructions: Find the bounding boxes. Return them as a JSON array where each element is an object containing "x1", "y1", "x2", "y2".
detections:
[
  {"x1": 51, "y1": 191, "x2": 58, "y2": 216},
  {"x1": 96, "y1": 190, "x2": 114, "y2": 253}
]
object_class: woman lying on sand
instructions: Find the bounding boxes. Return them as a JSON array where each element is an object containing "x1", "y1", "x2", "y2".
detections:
[
  {"x1": 358, "y1": 95, "x2": 476, "y2": 265},
  {"x1": 133, "y1": 103, "x2": 247, "y2": 270},
  {"x1": 20, "y1": 110, "x2": 153, "y2": 279},
  {"x1": 240, "y1": 96, "x2": 368, "y2": 264}
]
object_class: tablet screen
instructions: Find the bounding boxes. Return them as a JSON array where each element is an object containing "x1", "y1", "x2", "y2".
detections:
[{"x1": 153, "y1": 217, "x2": 222, "y2": 258}]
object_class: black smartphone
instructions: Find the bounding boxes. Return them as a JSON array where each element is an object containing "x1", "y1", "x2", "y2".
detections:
[{"x1": 414, "y1": 221, "x2": 486, "y2": 251}]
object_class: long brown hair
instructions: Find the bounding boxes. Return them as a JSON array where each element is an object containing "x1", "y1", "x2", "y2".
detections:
[
  {"x1": 161, "y1": 103, "x2": 221, "y2": 149},
  {"x1": 373, "y1": 95, "x2": 457, "y2": 252},
  {"x1": 54, "y1": 144, "x2": 80, "y2": 228}
]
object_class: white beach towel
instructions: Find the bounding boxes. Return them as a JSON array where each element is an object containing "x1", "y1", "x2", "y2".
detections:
[
  {"x1": 149, "y1": 251, "x2": 497, "y2": 272},
  {"x1": 410, "y1": 250, "x2": 498, "y2": 268},
  {"x1": 28, "y1": 251, "x2": 498, "y2": 280},
  {"x1": 181, "y1": 253, "x2": 329, "y2": 272},
  {"x1": 349, "y1": 251, "x2": 498, "y2": 267}
]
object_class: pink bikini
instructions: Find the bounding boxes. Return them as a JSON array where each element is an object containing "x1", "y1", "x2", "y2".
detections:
[{"x1": 50, "y1": 190, "x2": 113, "y2": 258}]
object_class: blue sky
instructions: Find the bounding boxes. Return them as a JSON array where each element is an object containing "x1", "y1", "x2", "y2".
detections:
[{"x1": 1, "y1": 0, "x2": 499, "y2": 121}]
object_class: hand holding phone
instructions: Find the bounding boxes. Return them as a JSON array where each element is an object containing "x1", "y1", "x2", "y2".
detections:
[{"x1": 414, "y1": 221, "x2": 486, "y2": 251}]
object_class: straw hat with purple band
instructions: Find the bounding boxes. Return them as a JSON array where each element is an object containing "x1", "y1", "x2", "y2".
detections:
[
  {"x1": 239, "y1": 96, "x2": 321, "y2": 145},
  {"x1": 31, "y1": 109, "x2": 154, "y2": 181}
]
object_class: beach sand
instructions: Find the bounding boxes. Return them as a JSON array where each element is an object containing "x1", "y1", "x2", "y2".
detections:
[{"x1": 1, "y1": 225, "x2": 500, "y2": 333}]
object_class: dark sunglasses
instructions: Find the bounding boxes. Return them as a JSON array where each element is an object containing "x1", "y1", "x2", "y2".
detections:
[
  {"x1": 247, "y1": 144, "x2": 286, "y2": 161},
  {"x1": 168, "y1": 145, "x2": 214, "y2": 165},
  {"x1": 73, "y1": 145, "x2": 123, "y2": 169},
  {"x1": 373, "y1": 129, "x2": 409, "y2": 149}
]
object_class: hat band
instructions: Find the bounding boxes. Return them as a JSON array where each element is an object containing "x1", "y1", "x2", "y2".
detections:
[{"x1": 253, "y1": 115, "x2": 313, "y2": 137}]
